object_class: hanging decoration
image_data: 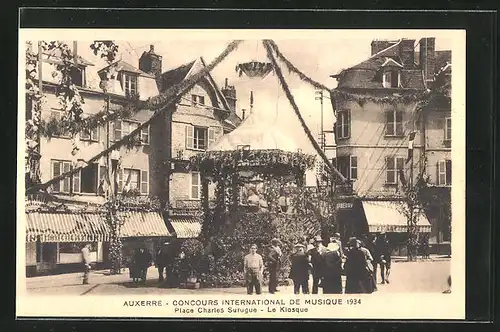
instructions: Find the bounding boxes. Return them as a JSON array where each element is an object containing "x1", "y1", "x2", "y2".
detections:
[
  {"x1": 267, "y1": 40, "x2": 331, "y2": 92},
  {"x1": 27, "y1": 40, "x2": 243, "y2": 195},
  {"x1": 235, "y1": 61, "x2": 273, "y2": 78},
  {"x1": 331, "y1": 88, "x2": 430, "y2": 108}
]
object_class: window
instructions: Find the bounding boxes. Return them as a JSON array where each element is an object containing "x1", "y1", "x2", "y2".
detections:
[
  {"x1": 70, "y1": 66, "x2": 85, "y2": 87},
  {"x1": 386, "y1": 156, "x2": 405, "y2": 184},
  {"x1": 119, "y1": 168, "x2": 140, "y2": 192},
  {"x1": 191, "y1": 94, "x2": 205, "y2": 106},
  {"x1": 190, "y1": 172, "x2": 201, "y2": 199},
  {"x1": 336, "y1": 156, "x2": 357, "y2": 180},
  {"x1": 438, "y1": 160, "x2": 452, "y2": 186},
  {"x1": 186, "y1": 125, "x2": 215, "y2": 150},
  {"x1": 123, "y1": 73, "x2": 138, "y2": 95},
  {"x1": 350, "y1": 156, "x2": 358, "y2": 180},
  {"x1": 335, "y1": 110, "x2": 350, "y2": 140},
  {"x1": 445, "y1": 117, "x2": 451, "y2": 141},
  {"x1": 113, "y1": 120, "x2": 149, "y2": 144},
  {"x1": 80, "y1": 163, "x2": 99, "y2": 194},
  {"x1": 386, "y1": 110, "x2": 404, "y2": 136},
  {"x1": 49, "y1": 109, "x2": 71, "y2": 138},
  {"x1": 51, "y1": 160, "x2": 71, "y2": 193},
  {"x1": 80, "y1": 127, "x2": 99, "y2": 142},
  {"x1": 383, "y1": 70, "x2": 400, "y2": 88},
  {"x1": 140, "y1": 170, "x2": 148, "y2": 194}
]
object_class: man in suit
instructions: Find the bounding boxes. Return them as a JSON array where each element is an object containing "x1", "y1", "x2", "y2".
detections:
[
  {"x1": 267, "y1": 238, "x2": 282, "y2": 294},
  {"x1": 309, "y1": 235, "x2": 326, "y2": 294},
  {"x1": 290, "y1": 243, "x2": 310, "y2": 294}
]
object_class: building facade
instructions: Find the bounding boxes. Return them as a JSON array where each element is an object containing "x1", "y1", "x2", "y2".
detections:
[
  {"x1": 25, "y1": 43, "x2": 241, "y2": 275},
  {"x1": 330, "y1": 38, "x2": 451, "y2": 253}
]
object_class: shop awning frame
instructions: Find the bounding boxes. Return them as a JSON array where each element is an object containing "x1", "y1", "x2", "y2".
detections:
[
  {"x1": 118, "y1": 211, "x2": 172, "y2": 238},
  {"x1": 169, "y1": 215, "x2": 202, "y2": 239},
  {"x1": 25, "y1": 212, "x2": 111, "y2": 243},
  {"x1": 361, "y1": 200, "x2": 432, "y2": 233}
]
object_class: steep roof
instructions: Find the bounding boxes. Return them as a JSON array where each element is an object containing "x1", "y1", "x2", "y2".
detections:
[
  {"x1": 158, "y1": 60, "x2": 196, "y2": 91},
  {"x1": 98, "y1": 60, "x2": 155, "y2": 78},
  {"x1": 332, "y1": 39, "x2": 426, "y2": 90}
]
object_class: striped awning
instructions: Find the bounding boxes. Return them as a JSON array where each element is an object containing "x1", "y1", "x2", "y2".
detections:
[
  {"x1": 25, "y1": 212, "x2": 111, "y2": 243},
  {"x1": 118, "y1": 212, "x2": 171, "y2": 237},
  {"x1": 361, "y1": 201, "x2": 432, "y2": 233},
  {"x1": 169, "y1": 215, "x2": 202, "y2": 239}
]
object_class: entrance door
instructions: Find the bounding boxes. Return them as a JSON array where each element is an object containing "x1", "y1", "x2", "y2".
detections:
[{"x1": 37, "y1": 242, "x2": 58, "y2": 271}]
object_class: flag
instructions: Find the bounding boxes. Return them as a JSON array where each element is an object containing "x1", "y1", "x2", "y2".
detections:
[
  {"x1": 399, "y1": 168, "x2": 407, "y2": 187},
  {"x1": 122, "y1": 167, "x2": 133, "y2": 192},
  {"x1": 406, "y1": 131, "x2": 417, "y2": 163}
]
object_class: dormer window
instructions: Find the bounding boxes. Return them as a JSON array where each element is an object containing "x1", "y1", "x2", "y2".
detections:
[
  {"x1": 70, "y1": 66, "x2": 85, "y2": 88},
  {"x1": 383, "y1": 69, "x2": 400, "y2": 88},
  {"x1": 123, "y1": 73, "x2": 138, "y2": 95}
]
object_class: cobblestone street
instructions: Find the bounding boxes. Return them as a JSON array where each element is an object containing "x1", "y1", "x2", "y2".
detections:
[{"x1": 25, "y1": 257, "x2": 451, "y2": 296}]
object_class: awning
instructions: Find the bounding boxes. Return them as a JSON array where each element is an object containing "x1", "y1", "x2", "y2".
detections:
[
  {"x1": 169, "y1": 215, "x2": 202, "y2": 239},
  {"x1": 25, "y1": 212, "x2": 111, "y2": 243},
  {"x1": 118, "y1": 212, "x2": 171, "y2": 237},
  {"x1": 361, "y1": 201, "x2": 432, "y2": 233}
]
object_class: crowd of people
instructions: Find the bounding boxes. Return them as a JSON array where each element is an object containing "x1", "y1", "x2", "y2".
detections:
[{"x1": 243, "y1": 232, "x2": 392, "y2": 295}]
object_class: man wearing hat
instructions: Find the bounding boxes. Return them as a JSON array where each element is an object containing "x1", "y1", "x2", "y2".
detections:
[
  {"x1": 267, "y1": 238, "x2": 282, "y2": 294},
  {"x1": 322, "y1": 242, "x2": 343, "y2": 294},
  {"x1": 290, "y1": 243, "x2": 310, "y2": 294},
  {"x1": 375, "y1": 232, "x2": 391, "y2": 284},
  {"x1": 330, "y1": 233, "x2": 344, "y2": 257},
  {"x1": 309, "y1": 235, "x2": 326, "y2": 294},
  {"x1": 155, "y1": 241, "x2": 172, "y2": 284}
]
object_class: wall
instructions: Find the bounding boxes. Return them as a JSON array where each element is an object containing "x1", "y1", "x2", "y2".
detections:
[
  {"x1": 39, "y1": 88, "x2": 151, "y2": 197},
  {"x1": 424, "y1": 110, "x2": 452, "y2": 185},
  {"x1": 336, "y1": 100, "x2": 424, "y2": 196}
]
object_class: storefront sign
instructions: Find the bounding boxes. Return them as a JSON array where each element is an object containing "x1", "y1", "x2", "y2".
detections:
[{"x1": 336, "y1": 202, "x2": 353, "y2": 209}]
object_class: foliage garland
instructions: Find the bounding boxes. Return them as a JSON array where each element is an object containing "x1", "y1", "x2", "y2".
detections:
[
  {"x1": 267, "y1": 39, "x2": 330, "y2": 91},
  {"x1": 263, "y1": 40, "x2": 346, "y2": 182},
  {"x1": 331, "y1": 89, "x2": 431, "y2": 108},
  {"x1": 27, "y1": 40, "x2": 242, "y2": 195},
  {"x1": 189, "y1": 149, "x2": 316, "y2": 179}
]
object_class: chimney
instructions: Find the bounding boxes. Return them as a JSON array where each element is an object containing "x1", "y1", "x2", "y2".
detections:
[
  {"x1": 371, "y1": 40, "x2": 396, "y2": 55},
  {"x1": 139, "y1": 44, "x2": 162, "y2": 77},
  {"x1": 241, "y1": 109, "x2": 246, "y2": 120},
  {"x1": 419, "y1": 37, "x2": 436, "y2": 83},
  {"x1": 399, "y1": 39, "x2": 416, "y2": 68},
  {"x1": 221, "y1": 78, "x2": 237, "y2": 112}
]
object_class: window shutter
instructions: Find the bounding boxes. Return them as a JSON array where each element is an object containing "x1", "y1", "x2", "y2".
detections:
[
  {"x1": 345, "y1": 110, "x2": 351, "y2": 138},
  {"x1": 385, "y1": 111, "x2": 394, "y2": 136},
  {"x1": 208, "y1": 127, "x2": 215, "y2": 148},
  {"x1": 446, "y1": 160, "x2": 452, "y2": 185},
  {"x1": 141, "y1": 125, "x2": 150, "y2": 145},
  {"x1": 72, "y1": 169, "x2": 81, "y2": 193},
  {"x1": 350, "y1": 155, "x2": 357, "y2": 179},
  {"x1": 186, "y1": 125, "x2": 194, "y2": 149},
  {"x1": 52, "y1": 161, "x2": 61, "y2": 192},
  {"x1": 141, "y1": 170, "x2": 148, "y2": 194},
  {"x1": 118, "y1": 169, "x2": 123, "y2": 192},
  {"x1": 386, "y1": 157, "x2": 395, "y2": 184},
  {"x1": 62, "y1": 162, "x2": 71, "y2": 193},
  {"x1": 396, "y1": 111, "x2": 403, "y2": 135},
  {"x1": 114, "y1": 121, "x2": 122, "y2": 141},
  {"x1": 438, "y1": 160, "x2": 446, "y2": 185}
]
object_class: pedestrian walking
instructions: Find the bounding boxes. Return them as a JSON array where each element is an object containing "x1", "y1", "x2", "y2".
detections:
[
  {"x1": 344, "y1": 238, "x2": 374, "y2": 294},
  {"x1": 321, "y1": 242, "x2": 343, "y2": 294},
  {"x1": 133, "y1": 246, "x2": 152, "y2": 285},
  {"x1": 244, "y1": 244, "x2": 264, "y2": 295},
  {"x1": 330, "y1": 233, "x2": 345, "y2": 257},
  {"x1": 309, "y1": 235, "x2": 326, "y2": 294},
  {"x1": 155, "y1": 241, "x2": 173, "y2": 284},
  {"x1": 289, "y1": 243, "x2": 310, "y2": 294},
  {"x1": 267, "y1": 238, "x2": 282, "y2": 294},
  {"x1": 375, "y1": 232, "x2": 391, "y2": 284},
  {"x1": 360, "y1": 234, "x2": 377, "y2": 292},
  {"x1": 81, "y1": 244, "x2": 91, "y2": 285}
]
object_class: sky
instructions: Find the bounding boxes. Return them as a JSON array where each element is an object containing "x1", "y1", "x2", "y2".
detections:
[{"x1": 31, "y1": 30, "x2": 456, "y2": 157}]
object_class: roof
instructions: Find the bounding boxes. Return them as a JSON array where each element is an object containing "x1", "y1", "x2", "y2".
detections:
[
  {"x1": 332, "y1": 39, "x2": 425, "y2": 90},
  {"x1": 98, "y1": 60, "x2": 155, "y2": 78},
  {"x1": 159, "y1": 60, "x2": 196, "y2": 91},
  {"x1": 209, "y1": 109, "x2": 299, "y2": 152}
]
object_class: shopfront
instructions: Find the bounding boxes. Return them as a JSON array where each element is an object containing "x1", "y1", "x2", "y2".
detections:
[{"x1": 25, "y1": 212, "x2": 111, "y2": 276}]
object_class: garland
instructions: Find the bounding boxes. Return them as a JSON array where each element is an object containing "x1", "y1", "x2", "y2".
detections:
[
  {"x1": 27, "y1": 40, "x2": 242, "y2": 195},
  {"x1": 263, "y1": 40, "x2": 344, "y2": 181},
  {"x1": 189, "y1": 149, "x2": 316, "y2": 178},
  {"x1": 267, "y1": 40, "x2": 330, "y2": 91},
  {"x1": 331, "y1": 89, "x2": 430, "y2": 108}
]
